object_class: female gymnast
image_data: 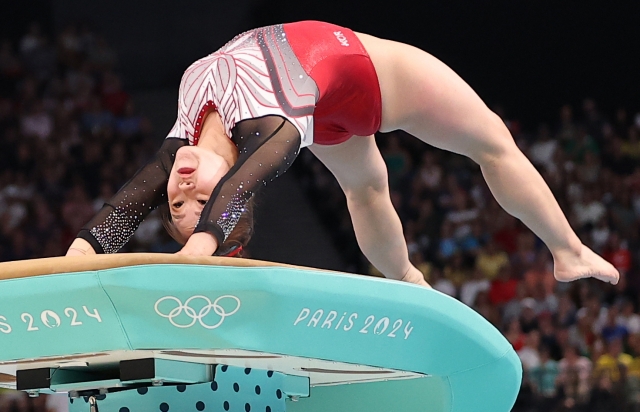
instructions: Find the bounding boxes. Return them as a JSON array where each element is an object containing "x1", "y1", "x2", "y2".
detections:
[{"x1": 66, "y1": 21, "x2": 619, "y2": 288}]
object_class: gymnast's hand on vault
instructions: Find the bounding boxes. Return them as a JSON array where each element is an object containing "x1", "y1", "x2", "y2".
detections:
[
  {"x1": 176, "y1": 232, "x2": 219, "y2": 256},
  {"x1": 66, "y1": 238, "x2": 97, "y2": 256}
]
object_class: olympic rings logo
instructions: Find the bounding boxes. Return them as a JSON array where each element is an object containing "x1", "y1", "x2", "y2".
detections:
[{"x1": 154, "y1": 295, "x2": 241, "y2": 329}]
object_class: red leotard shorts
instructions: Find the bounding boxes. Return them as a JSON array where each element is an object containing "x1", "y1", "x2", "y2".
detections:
[{"x1": 283, "y1": 21, "x2": 382, "y2": 145}]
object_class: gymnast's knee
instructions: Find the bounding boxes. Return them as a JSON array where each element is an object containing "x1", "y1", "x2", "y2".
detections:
[
  {"x1": 342, "y1": 166, "x2": 389, "y2": 205},
  {"x1": 468, "y1": 111, "x2": 521, "y2": 166}
]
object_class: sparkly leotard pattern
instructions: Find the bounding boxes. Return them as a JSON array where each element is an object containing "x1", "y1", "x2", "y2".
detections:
[
  {"x1": 168, "y1": 24, "x2": 318, "y2": 147},
  {"x1": 77, "y1": 22, "x2": 382, "y2": 254}
]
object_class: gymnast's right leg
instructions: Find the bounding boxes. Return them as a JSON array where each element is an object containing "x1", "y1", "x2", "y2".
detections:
[
  {"x1": 355, "y1": 32, "x2": 618, "y2": 285},
  {"x1": 309, "y1": 136, "x2": 429, "y2": 287}
]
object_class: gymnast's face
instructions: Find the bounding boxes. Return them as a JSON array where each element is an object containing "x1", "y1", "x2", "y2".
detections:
[{"x1": 167, "y1": 146, "x2": 229, "y2": 240}]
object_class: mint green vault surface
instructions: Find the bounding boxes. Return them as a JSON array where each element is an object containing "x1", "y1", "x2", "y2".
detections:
[{"x1": 0, "y1": 263, "x2": 522, "y2": 411}]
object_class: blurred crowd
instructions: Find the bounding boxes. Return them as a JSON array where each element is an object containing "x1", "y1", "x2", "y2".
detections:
[
  {"x1": 0, "y1": 22, "x2": 178, "y2": 412},
  {"x1": 0, "y1": 22, "x2": 178, "y2": 264},
  {"x1": 1, "y1": 19, "x2": 640, "y2": 412},
  {"x1": 296, "y1": 98, "x2": 640, "y2": 410}
]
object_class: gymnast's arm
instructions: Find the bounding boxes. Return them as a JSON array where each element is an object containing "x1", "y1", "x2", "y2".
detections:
[
  {"x1": 179, "y1": 115, "x2": 301, "y2": 255},
  {"x1": 66, "y1": 137, "x2": 189, "y2": 255}
]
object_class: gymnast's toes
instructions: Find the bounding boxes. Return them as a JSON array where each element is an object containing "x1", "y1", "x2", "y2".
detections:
[{"x1": 553, "y1": 244, "x2": 620, "y2": 285}]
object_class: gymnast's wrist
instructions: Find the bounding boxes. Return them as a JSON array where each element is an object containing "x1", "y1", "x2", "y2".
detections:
[
  {"x1": 66, "y1": 238, "x2": 97, "y2": 256},
  {"x1": 76, "y1": 230, "x2": 105, "y2": 254},
  {"x1": 193, "y1": 222, "x2": 225, "y2": 247}
]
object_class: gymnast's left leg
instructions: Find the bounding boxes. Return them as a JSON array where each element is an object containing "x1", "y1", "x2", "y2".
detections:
[{"x1": 309, "y1": 136, "x2": 429, "y2": 287}]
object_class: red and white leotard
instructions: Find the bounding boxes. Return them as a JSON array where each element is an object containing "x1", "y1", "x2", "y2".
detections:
[
  {"x1": 168, "y1": 21, "x2": 382, "y2": 146},
  {"x1": 79, "y1": 22, "x2": 382, "y2": 253}
]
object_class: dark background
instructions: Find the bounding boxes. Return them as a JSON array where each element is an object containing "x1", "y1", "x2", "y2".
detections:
[
  {"x1": 255, "y1": 0, "x2": 640, "y2": 128},
  {"x1": 2, "y1": 0, "x2": 638, "y2": 130}
]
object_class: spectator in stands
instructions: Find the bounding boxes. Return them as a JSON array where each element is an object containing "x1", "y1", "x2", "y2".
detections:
[
  {"x1": 442, "y1": 252, "x2": 468, "y2": 289},
  {"x1": 459, "y1": 267, "x2": 490, "y2": 307},
  {"x1": 81, "y1": 96, "x2": 114, "y2": 134},
  {"x1": 88, "y1": 36, "x2": 117, "y2": 71},
  {"x1": 576, "y1": 151, "x2": 601, "y2": 184},
  {"x1": 520, "y1": 297, "x2": 539, "y2": 334},
  {"x1": 529, "y1": 123, "x2": 558, "y2": 173},
  {"x1": 488, "y1": 264, "x2": 518, "y2": 307},
  {"x1": 556, "y1": 344, "x2": 592, "y2": 411},
  {"x1": 610, "y1": 189, "x2": 637, "y2": 240},
  {"x1": 600, "y1": 304, "x2": 628, "y2": 343},
  {"x1": 590, "y1": 217, "x2": 611, "y2": 253},
  {"x1": 412, "y1": 198, "x2": 441, "y2": 257},
  {"x1": 518, "y1": 329, "x2": 541, "y2": 379},
  {"x1": 101, "y1": 72, "x2": 129, "y2": 116},
  {"x1": 537, "y1": 312, "x2": 562, "y2": 359},
  {"x1": 573, "y1": 187, "x2": 606, "y2": 230},
  {"x1": 0, "y1": 40, "x2": 22, "y2": 83},
  {"x1": 603, "y1": 233, "x2": 632, "y2": 276},
  {"x1": 476, "y1": 238, "x2": 509, "y2": 280},
  {"x1": 510, "y1": 231, "x2": 537, "y2": 277},
  {"x1": 429, "y1": 267, "x2": 456, "y2": 297},
  {"x1": 415, "y1": 150, "x2": 443, "y2": 193},
  {"x1": 593, "y1": 337, "x2": 631, "y2": 387},
  {"x1": 618, "y1": 300, "x2": 640, "y2": 336},
  {"x1": 555, "y1": 293, "x2": 577, "y2": 329},
  {"x1": 381, "y1": 132, "x2": 412, "y2": 189},
  {"x1": 621, "y1": 126, "x2": 640, "y2": 160},
  {"x1": 625, "y1": 334, "x2": 640, "y2": 411},
  {"x1": 20, "y1": 100, "x2": 53, "y2": 140},
  {"x1": 507, "y1": 318, "x2": 526, "y2": 352},
  {"x1": 437, "y1": 220, "x2": 458, "y2": 261},
  {"x1": 444, "y1": 189, "x2": 478, "y2": 241},
  {"x1": 491, "y1": 214, "x2": 521, "y2": 255},
  {"x1": 523, "y1": 250, "x2": 556, "y2": 298},
  {"x1": 529, "y1": 344, "x2": 559, "y2": 407}
]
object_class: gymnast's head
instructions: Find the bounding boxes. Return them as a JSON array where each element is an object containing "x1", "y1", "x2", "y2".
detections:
[
  {"x1": 159, "y1": 145, "x2": 254, "y2": 255},
  {"x1": 163, "y1": 145, "x2": 229, "y2": 242}
]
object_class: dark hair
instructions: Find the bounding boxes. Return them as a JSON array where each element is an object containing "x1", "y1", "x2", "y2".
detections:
[{"x1": 159, "y1": 198, "x2": 255, "y2": 257}]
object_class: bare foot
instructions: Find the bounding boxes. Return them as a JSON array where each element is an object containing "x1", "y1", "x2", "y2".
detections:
[
  {"x1": 553, "y1": 244, "x2": 619, "y2": 284},
  {"x1": 401, "y1": 267, "x2": 432, "y2": 288}
]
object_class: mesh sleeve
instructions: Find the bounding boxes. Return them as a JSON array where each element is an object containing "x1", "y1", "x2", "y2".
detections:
[
  {"x1": 77, "y1": 138, "x2": 189, "y2": 253},
  {"x1": 194, "y1": 115, "x2": 301, "y2": 244}
]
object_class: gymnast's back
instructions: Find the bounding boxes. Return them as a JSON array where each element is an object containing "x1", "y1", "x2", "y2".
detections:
[
  {"x1": 76, "y1": 24, "x2": 316, "y2": 254},
  {"x1": 74, "y1": 22, "x2": 378, "y2": 255}
]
